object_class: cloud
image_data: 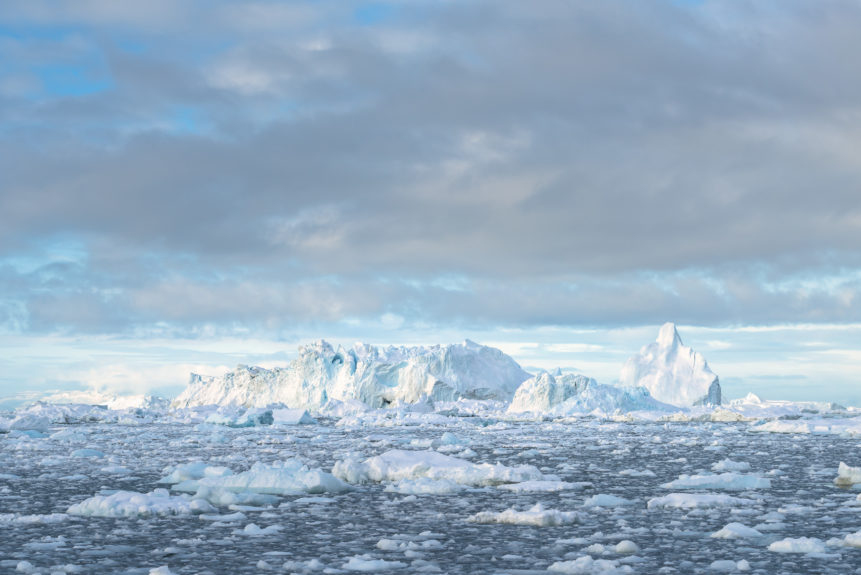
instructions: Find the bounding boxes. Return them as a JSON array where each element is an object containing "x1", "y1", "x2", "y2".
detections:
[{"x1": 0, "y1": 0, "x2": 860, "y2": 337}]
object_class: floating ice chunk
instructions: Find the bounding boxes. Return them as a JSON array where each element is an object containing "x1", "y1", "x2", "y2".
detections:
[
  {"x1": 840, "y1": 531, "x2": 861, "y2": 547},
  {"x1": 333, "y1": 449, "x2": 544, "y2": 486},
  {"x1": 709, "y1": 559, "x2": 750, "y2": 572},
  {"x1": 767, "y1": 537, "x2": 826, "y2": 554},
  {"x1": 614, "y1": 540, "x2": 639, "y2": 554},
  {"x1": 175, "y1": 459, "x2": 349, "y2": 496},
  {"x1": 67, "y1": 489, "x2": 215, "y2": 517},
  {"x1": 272, "y1": 408, "x2": 316, "y2": 425},
  {"x1": 647, "y1": 493, "x2": 757, "y2": 509},
  {"x1": 547, "y1": 556, "x2": 633, "y2": 574},
  {"x1": 661, "y1": 473, "x2": 770, "y2": 490},
  {"x1": 235, "y1": 523, "x2": 282, "y2": 536},
  {"x1": 468, "y1": 503, "x2": 579, "y2": 526},
  {"x1": 711, "y1": 522, "x2": 763, "y2": 539},
  {"x1": 149, "y1": 567, "x2": 176, "y2": 575},
  {"x1": 834, "y1": 462, "x2": 861, "y2": 486},
  {"x1": 158, "y1": 462, "x2": 233, "y2": 484},
  {"x1": 376, "y1": 538, "x2": 443, "y2": 551},
  {"x1": 498, "y1": 480, "x2": 587, "y2": 493},
  {"x1": 16, "y1": 562, "x2": 36, "y2": 573},
  {"x1": 384, "y1": 477, "x2": 464, "y2": 495},
  {"x1": 711, "y1": 459, "x2": 751, "y2": 472},
  {"x1": 341, "y1": 555, "x2": 408, "y2": 571},
  {"x1": 583, "y1": 494, "x2": 635, "y2": 507}
]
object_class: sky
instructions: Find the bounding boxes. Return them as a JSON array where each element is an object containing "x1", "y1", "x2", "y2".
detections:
[{"x1": 1, "y1": 0, "x2": 861, "y2": 406}]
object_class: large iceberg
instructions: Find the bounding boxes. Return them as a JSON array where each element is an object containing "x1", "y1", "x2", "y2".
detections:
[
  {"x1": 173, "y1": 339, "x2": 530, "y2": 409},
  {"x1": 619, "y1": 323, "x2": 721, "y2": 407},
  {"x1": 507, "y1": 372, "x2": 672, "y2": 416}
]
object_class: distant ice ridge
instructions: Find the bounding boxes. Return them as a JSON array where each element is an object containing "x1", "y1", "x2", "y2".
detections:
[
  {"x1": 173, "y1": 339, "x2": 530, "y2": 410},
  {"x1": 619, "y1": 322, "x2": 721, "y2": 407},
  {"x1": 507, "y1": 372, "x2": 673, "y2": 416}
]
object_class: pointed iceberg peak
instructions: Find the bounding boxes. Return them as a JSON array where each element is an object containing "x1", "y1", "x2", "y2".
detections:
[
  {"x1": 656, "y1": 322, "x2": 682, "y2": 348},
  {"x1": 620, "y1": 323, "x2": 721, "y2": 407}
]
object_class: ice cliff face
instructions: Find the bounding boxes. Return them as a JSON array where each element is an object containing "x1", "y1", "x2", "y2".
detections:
[
  {"x1": 508, "y1": 372, "x2": 673, "y2": 415},
  {"x1": 619, "y1": 323, "x2": 721, "y2": 407},
  {"x1": 173, "y1": 339, "x2": 531, "y2": 410}
]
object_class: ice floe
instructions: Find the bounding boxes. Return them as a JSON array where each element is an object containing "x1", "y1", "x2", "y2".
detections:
[
  {"x1": 468, "y1": 503, "x2": 579, "y2": 526},
  {"x1": 169, "y1": 459, "x2": 350, "y2": 496},
  {"x1": 646, "y1": 493, "x2": 757, "y2": 509},
  {"x1": 767, "y1": 536, "x2": 826, "y2": 554},
  {"x1": 710, "y1": 522, "x2": 763, "y2": 539},
  {"x1": 661, "y1": 472, "x2": 770, "y2": 491},
  {"x1": 66, "y1": 489, "x2": 214, "y2": 517},
  {"x1": 333, "y1": 449, "x2": 544, "y2": 486}
]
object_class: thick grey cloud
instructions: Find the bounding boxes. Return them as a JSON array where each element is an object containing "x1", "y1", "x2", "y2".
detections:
[{"x1": 2, "y1": 0, "x2": 861, "y2": 335}]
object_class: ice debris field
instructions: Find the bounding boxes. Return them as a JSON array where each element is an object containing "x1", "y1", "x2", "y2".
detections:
[{"x1": 3, "y1": 324, "x2": 861, "y2": 574}]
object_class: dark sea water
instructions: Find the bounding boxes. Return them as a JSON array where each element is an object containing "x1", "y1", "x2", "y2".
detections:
[{"x1": 2, "y1": 418, "x2": 861, "y2": 574}]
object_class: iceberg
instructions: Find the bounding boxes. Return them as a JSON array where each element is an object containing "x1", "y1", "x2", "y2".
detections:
[
  {"x1": 507, "y1": 372, "x2": 673, "y2": 416},
  {"x1": 173, "y1": 339, "x2": 530, "y2": 410},
  {"x1": 619, "y1": 323, "x2": 721, "y2": 407}
]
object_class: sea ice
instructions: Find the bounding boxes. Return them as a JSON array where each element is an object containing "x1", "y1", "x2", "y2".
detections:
[
  {"x1": 383, "y1": 477, "x2": 464, "y2": 495},
  {"x1": 468, "y1": 503, "x2": 579, "y2": 526},
  {"x1": 710, "y1": 522, "x2": 763, "y2": 539},
  {"x1": 834, "y1": 461, "x2": 861, "y2": 486},
  {"x1": 172, "y1": 459, "x2": 350, "y2": 496},
  {"x1": 158, "y1": 462, "x2": 234, "y2": 484},
  {"x1": 711, "y1": 459, "x2": 751, "y2": 472},
  {"x1": 661, "y1": 473, "x2": 770, "y2": 491},
  {"x1": 708, "y1": 559, "x2": 750, "y2": 572},
  {"x1": 767, "y1": 537, "x2": 826, "y2": 554},
  {"x1": 333, "y1": 449, "x2": 544, "y2": 486},
  {"x1": 67, "y1": 489, "x2": 215, "y2": 517},
  {"x1": 341, "y1": 555, "x2": 408, "y2": 571},
  {"x1": 498, "y1": 480, "x2": 586, "y2": 493},
  {"x1": 646, "y1": 493, "x2": 757, "y2": 509}
]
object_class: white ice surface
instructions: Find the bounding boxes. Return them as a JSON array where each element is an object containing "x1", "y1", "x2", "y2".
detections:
[
  {"x1": 468, "y1": 503, "x2": 579, "y2": 526},
  {"x1": 333, "y1": 449, "x2": 544, "y2": 486},
  {"x1": 66, "y1": 489, "x2": 215, "y2": 517}
]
